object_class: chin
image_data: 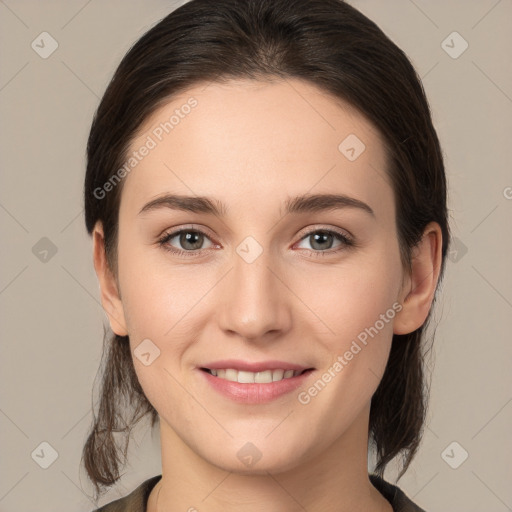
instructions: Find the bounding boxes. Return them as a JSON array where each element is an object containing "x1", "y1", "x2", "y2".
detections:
[{"x1": 198, "y1": 436, "x2": 310, "y2": 475}]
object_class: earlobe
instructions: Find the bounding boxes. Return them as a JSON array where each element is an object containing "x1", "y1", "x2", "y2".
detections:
[
  {"x1": 393, "y1": 222, "x2": 443, "y2": 335},
  {"x1": 92, "y1": 221, "x2": 128, "y2": 337}
]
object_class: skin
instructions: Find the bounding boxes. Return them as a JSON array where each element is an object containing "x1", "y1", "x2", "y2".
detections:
[{"x1": 93, "y1": 78, "x2": 442, "y2": 512}]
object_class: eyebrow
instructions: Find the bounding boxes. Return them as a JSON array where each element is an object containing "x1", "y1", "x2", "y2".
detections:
[{"x1": 138, "y1": 193, "x2": 375, "y2": 218}]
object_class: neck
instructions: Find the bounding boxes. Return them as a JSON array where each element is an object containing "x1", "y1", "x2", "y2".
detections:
[{"x1": 148, "y1": 404, "x2": 392, "y2": 512}]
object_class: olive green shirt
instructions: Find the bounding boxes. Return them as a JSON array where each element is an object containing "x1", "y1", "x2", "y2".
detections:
[{"x1": 92, "y1": 474, "x2": 426, "y2": 511}]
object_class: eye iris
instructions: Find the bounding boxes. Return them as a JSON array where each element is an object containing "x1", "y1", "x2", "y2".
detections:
[
  {"x1": 181, "y1": 231, "x2": 203, "y2": 250},
  {"x1": 310, "y1": 231, "x2": 333, "y2": 250}
]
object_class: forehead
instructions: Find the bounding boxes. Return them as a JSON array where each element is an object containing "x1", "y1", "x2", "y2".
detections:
[{"x1": 120, "y1": 78, "x2": 392, "y2": 221}]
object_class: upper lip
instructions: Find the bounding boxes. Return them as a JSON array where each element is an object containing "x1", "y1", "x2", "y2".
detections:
[{"x1": 199, "y1": 359, "x2": 314, "y2": 372}]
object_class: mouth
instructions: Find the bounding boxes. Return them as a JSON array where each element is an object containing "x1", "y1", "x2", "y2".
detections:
[
  {"x1": 197, "y1": 363, "x2": 317, "y2": 404},
  {"x1": 199, "y1": 367, "x2": 315, "y2": 383}
]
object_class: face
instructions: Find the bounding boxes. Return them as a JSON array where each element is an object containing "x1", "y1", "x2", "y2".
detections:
[{"x1": 98, "y1": 78, "x2": 413, "y2": 474}]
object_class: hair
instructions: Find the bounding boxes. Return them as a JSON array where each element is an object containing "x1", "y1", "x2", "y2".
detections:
[{"x1": 82, "y1": 0, "x2": 451, "y2": 500}]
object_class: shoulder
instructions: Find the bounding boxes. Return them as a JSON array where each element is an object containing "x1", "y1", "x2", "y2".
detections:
[
  {"x1": 369, "y1": 474, "x2": 427, "y2": 512},
  {"x1": 90, "y1": 475, "x2": 162, "y2": 512}
]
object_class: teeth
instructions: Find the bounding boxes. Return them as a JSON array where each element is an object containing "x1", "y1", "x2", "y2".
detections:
[{"x1": 209, "y1": 368, "x2": 302, "y2": 383}]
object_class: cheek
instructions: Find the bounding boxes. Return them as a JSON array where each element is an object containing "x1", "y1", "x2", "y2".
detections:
[
  {"x1": 293, "y1": 253, "x2": 401, "y2": 340},
  {"x1": 116, "y1": 233, "x2": 203, "y2": 338},
  {"x1": 290, "y1": 252, "x2": 403, "y2": 407}
]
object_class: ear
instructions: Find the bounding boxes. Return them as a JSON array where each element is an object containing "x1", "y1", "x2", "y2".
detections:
[
  {"x1": 394, "y1": 221, "x2": 443, "y2": 335},
  {"x1": 92, "y1": 220, "x2": 128, "y2": 336}
]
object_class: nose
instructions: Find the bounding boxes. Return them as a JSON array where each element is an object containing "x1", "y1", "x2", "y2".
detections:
[{"x1": 217, "y1": 246, "x2": 292, "y2": 342}]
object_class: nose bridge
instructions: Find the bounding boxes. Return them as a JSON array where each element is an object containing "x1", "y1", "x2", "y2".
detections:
[{"x1": 218, "y1": 238, "x2": 290, "y2": 339}]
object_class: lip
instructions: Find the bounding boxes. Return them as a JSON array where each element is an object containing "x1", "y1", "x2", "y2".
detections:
[
  {"x1": 198, "y1": 359, "x2": 312, "y2": 372},
  {"x1": 196, "y1": 367, "x2": 315, "y2": 404}
]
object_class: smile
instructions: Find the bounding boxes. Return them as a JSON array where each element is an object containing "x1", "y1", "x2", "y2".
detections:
[
  {"x1": 197, "y1": 367, "x2": 316, "y2": 404},
  {"x1": 200, "y1": 368, "x2": 309, "y2": 383}
]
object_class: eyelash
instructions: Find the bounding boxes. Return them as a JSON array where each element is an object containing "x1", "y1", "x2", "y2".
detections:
[{"x1": 157, "y1": 226, "x2": 355, "y2": 258}]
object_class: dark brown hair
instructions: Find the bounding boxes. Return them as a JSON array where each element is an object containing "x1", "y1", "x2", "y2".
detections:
[{"x1": 82, "y1": 0, "x2": 450, "y2": 500}]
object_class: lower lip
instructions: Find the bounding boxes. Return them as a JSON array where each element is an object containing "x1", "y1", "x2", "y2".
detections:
[{"x1": 197, "y1": 369, "x2": 315, "y2": 404}]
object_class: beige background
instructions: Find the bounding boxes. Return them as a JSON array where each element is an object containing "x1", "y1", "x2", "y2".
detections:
[{"x1": 1, "y1": 1, "x2": 511, "y2": 511}]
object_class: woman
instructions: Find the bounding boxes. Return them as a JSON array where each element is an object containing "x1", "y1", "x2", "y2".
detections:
[{"x1": 82, "y1": 0, "x2": 450, "y2": 510}]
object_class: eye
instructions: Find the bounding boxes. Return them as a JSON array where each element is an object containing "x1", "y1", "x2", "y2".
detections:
[
  {"x1": 295, "y1": 228, "x2": 354, "y2": 256},
  {"x1": 158, "y1": 227, "x2": 215, "y2": 257}
]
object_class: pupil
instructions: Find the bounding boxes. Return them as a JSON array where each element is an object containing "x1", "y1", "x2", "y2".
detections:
[
  {"x1": 311, "y1": 232, "x2": 332, "y2": 250},
  {"x1": 181, "y1": 231, "x2": 202, "y2": 250}
]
